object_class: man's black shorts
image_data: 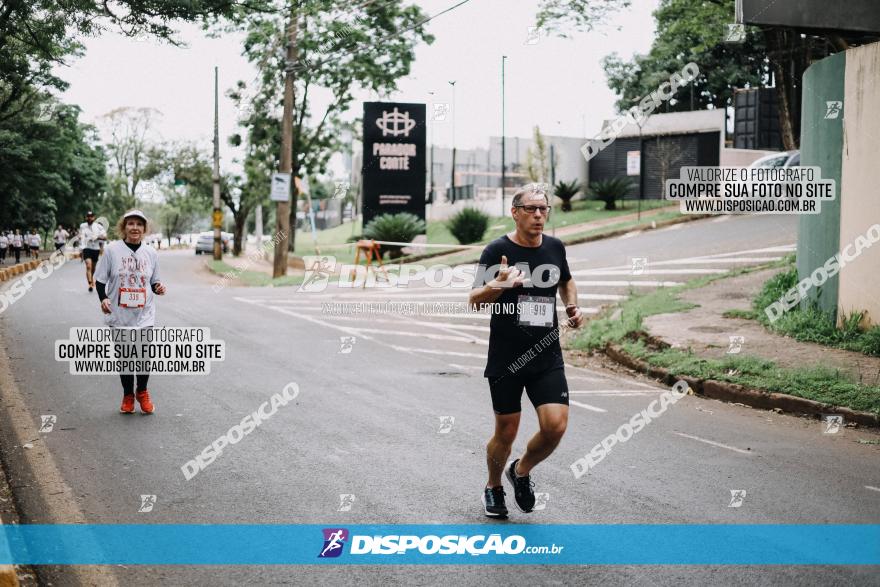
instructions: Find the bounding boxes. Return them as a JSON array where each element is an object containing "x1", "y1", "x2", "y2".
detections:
[
  {"x1": 81, "y1": 249, "x2": 99, "y2": 264},
  {"x1": 487, "y1": 366, "x2": 569, "y2": 415}
]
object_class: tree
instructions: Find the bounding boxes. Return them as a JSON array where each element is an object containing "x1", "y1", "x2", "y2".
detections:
[
  {"x1": 98, "y1": 107, "x2": 162, "y2": 201},
  {"x1": 600, "y1": 1, "x2": 768, "y2": 115},
  {"x1": 652, "y1": 137, "x2": 682, "y2": 195},
  {"x1": 536, "y1": 0, "x2": 632, "y2": 36},
  {"x1": 0, "y1": 1, "x2": 254, "y2": 120},
  {"x1": 0, "y1": 96, "x2": 106, "y2": 231},
  {"x1": 220, "y1": 0, "x2": 434, "y2": 252},
  {"x1": 525, "y1": 126, "x2": 550, "y2": 185},
  {"x1": 553, "y1": 179, "x2": 581, "y2": 212},
  {"x1": 541, "y1": 0, "x2": 849, "y2": 151},
  {"x1": 140, "y1": 144, "x2": 214, "y2": 244}
]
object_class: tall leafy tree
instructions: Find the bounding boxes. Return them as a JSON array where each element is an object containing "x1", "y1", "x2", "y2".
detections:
[
  {"x1": 538, "y1": 0, "x2": 849, "y2": 150},
  {"x1": 599, "y1": 1, "x2": 767, "y2": 115},
  {"x1": 220, "y1": 0, "x2": 434, "y2": 250},
  {"x1": 0, "y1": 96, "x2": 106, "y2": 232},
  {"x1": 0, "y1": 1, "x2": 257, "y2": 118}
]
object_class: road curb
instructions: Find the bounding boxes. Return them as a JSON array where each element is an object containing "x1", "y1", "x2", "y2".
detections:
[
  {"x1": 604, "y1": 343, "x2": 880, "y2": 428},
  {"x1": 0, "y1": 513, "x2": 19, "y2": 587}
]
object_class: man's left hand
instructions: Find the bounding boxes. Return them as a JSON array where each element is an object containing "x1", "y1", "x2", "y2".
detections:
[{"x1": 566, "y1": 305, "x2": 584, "y2": 329}]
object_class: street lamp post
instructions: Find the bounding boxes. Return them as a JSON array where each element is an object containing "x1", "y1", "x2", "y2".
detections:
[
  {"x1": 428, "y1": 90, "x2": 435, "y2": 205},
  {"x1": 448, "y1": 80, "x2": 456, "y2": 203},
  {"x1": 501, "y1": 55, "x2": 507, "y2": 215}
]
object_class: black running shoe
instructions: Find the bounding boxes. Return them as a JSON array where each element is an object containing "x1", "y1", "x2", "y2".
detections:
[
  {"x1": 481, "y1": 486, "x2": 508, "y2": 518},
  {"x1": 506, "y1": 459, "x2": 536, "y2": 512}
]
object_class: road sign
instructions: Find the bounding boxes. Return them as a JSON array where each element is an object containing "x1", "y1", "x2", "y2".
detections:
[
  {"x1": 270, "y1": 173, "x2": 291, "y2": 202},
  {"x1": 627, "y1": 150, "x2": 641, "y2": 176}
]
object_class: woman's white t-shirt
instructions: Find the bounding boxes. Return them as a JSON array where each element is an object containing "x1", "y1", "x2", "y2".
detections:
[{"x1": 94, "y1": 240, "x2": 161, "y2": 328}]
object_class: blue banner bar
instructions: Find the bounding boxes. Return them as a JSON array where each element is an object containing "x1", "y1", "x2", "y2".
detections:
[{"x1": 1, "y1": 525, "x2": 877, "y2": 565}]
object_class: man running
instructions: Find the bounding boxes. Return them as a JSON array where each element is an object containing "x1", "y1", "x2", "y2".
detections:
[
  {"x1": 94, "y1": 210, "x2": 166, "y2": 414},
  {"x1": 28, "y1": 229, "x2": 41, "y2": 259},
  {"x1": 469, "y1": 183, "x2": 584, "y2": 519},
  {"x1": 78, "y1": 211, "x2": 106, "y2": 292},
  {"x1": 10, "y1": 230, "x2": 23, "y2": 264},
  {"x1": 53, "y1": 225, "x2": 69, "y2": 252}
]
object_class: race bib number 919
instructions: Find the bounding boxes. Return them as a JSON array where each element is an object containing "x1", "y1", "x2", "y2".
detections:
[{"x1": 517, "y1": 295, "x2": 554, "y2": 327}]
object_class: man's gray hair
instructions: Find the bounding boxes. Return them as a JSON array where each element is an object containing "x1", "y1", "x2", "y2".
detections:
[{"x1": 512, "y1": 183, "x2": 550, "y2": 207}]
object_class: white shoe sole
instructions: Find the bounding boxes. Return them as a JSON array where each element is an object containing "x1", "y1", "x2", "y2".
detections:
[{"x1": 480, "y1": 492, "x2": 508, "y2": 518}]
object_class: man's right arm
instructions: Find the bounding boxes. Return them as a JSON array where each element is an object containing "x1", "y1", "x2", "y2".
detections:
[{"x1": 468, "y1": 254, "x2": 524, "y2": 311}]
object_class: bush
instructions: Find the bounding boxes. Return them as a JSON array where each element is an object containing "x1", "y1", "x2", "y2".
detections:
[
  {"x1": 447, "y1": 208, "x2": 489, "y2": 244},
  {"x1": 363, "y1": 212, "x2": 426, "y2": 259},
  {"x1": 588, "y1": 177, "x2": 633, "y2": 210},
  {"x1": 553, "y1": 179, "x2": 581, "y2": 212}
]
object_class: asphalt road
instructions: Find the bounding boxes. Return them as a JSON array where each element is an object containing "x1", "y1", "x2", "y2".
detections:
[{"x1": 0, "y1": 214, "x2": 878, "y2": 586}]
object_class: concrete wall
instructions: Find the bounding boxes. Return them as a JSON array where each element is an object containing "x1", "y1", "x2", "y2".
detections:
[
  {"x1": 797, "y1": 51, "x2": 846, "y2": 316},
  {"x1": 838, "y1": 41, "x2": 880, "y2": 326}
]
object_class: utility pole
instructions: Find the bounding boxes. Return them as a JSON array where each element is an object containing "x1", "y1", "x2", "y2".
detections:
[
  {"x1": 273, "y1": 8, "x2": 297, "y2": 278},
  {"x1": 448, "y1": 80, "x2": 456, "y2": 203},
  {"x1": 212, "y1": 66, "x2": 222, "y2": 261},
  {"x1": 501, "y1": 55, "x2": 506, "y2": 215}
]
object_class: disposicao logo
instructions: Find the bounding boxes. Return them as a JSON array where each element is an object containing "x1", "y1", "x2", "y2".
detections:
[{"x1": 318, "y1": 528, "x2": 349, "y2": 558}]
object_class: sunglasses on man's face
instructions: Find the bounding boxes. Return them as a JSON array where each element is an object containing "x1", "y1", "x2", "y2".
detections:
[{"x1": 514, "y1": 204, "x2": 552, "y2": 215}]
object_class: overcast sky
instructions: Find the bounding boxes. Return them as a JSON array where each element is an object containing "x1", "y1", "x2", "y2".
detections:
[{"x1": 56, "y1": 0, "x2": 660, "y2": 177}]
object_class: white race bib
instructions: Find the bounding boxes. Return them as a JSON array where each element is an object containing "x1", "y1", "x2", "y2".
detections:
[
  {"x1": 517, "y1": 295, "x2": 554, "y2": 327},
  {"x1": 119, "y1": 288, "x2": 147, "y2": 309}
]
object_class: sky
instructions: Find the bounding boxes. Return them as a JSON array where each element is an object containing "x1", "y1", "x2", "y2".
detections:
[{"x1": 56, "y1": 0, "x2": 661, "y2": 178}]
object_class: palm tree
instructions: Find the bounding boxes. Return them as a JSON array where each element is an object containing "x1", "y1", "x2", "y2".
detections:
[
  {"x1": 553, "y1": 179, "x2": 581, "y2": 212},
  {"x1": 589, "y1": 177, "x2": 634, "y2": 211}
]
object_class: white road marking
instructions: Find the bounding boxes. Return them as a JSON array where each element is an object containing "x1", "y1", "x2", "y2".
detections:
[
  {"x1": 389, "y1": 345, "x2": 485, "y2": 359},
  {"x1": 569, "y1": 389, "x2": 660, "y2": 395},
  {"x1": 711, "y1": 215, "x2": 732, "y2": 223},
  {"x1": 564, "y1": 375, "x2": 611, "y2": 383},
  {"x1": 865, "y1": 486, "x2": 880, "y2": 493},
  {"x1": 649, "y1": 257, "x2": 782, "y2": 265},
  {"x1": 672, "y1": 432, "x2": 754, "y2": 455},
  {"x1": 572, "y1": 269, "x2": 726, "y2": 276},
  {"x1": 617, "y1": 230, "x2": 642, "y2": 239},
  {"x1": 352, "y1": 328, "x2": 487, "y2": 344},
  {"x1": 565, "y1": 244, "x2": 795, "y2": 272},
  {"x1": 319, "y1": 316, "x2": 491, "y2": 332},
  {"x1": 577, "y1": 293, "x2": 627, "y2": 301},
  {"x1": 569, "y1": 400, "x2": 607, "y2": 413},
  {"x1": 448, "y1": 363, "x2": 484, "y2": 371},
  {"x1": 574, "y1": 280, "x2": 682, "y2": 288}
]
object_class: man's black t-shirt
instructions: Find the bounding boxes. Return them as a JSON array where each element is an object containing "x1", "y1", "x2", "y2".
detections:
[{"x1": 473, "y1": 234, "x2": 572, "y2": 377}]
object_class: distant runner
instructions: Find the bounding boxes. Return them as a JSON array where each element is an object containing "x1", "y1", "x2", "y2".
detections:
[
  {"x1": 469, "y1": 183, "x2": 584, "y2": 519},
  {"x1": 10, "y1": 230, "x2": 23, "y2": 264},
  {"x1": 28, "y1": 229, "x2": 41, "y2": 259},
  {"x1": 94, "y1": 210, "x2": 166, "y2": 414},
  {"x1": 0, "y1": 232, "x2": 7, "y2": 264},
  {"x1": 54, "y1": 225, "x2": 69, "y2": 251},
  {"x1": 78, "y1": 211, "x2": 107, "y2": 292}
]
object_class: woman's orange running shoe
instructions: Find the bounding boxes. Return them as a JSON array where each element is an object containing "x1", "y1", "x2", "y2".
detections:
[
  {"x1": 120, "y1": 395, "x2": 135, "y2": 414},
  {"x1": 135, "y1": 390, "x2": 155, "y2": 414}
]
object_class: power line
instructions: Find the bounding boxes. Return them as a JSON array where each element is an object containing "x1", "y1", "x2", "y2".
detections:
[{"x1": 289, "y1": 0, "x2": 475, "y2": 74}]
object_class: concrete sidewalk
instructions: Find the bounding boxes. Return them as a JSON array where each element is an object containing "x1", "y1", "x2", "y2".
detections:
[{"x1": 643, "y1": 267, "x2": 880, "y2": 382}]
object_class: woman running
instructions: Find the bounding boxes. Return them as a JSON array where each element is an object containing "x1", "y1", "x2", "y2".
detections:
[{"x1": 94, "y1": 210, "x2": 166, "y2": 414}]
